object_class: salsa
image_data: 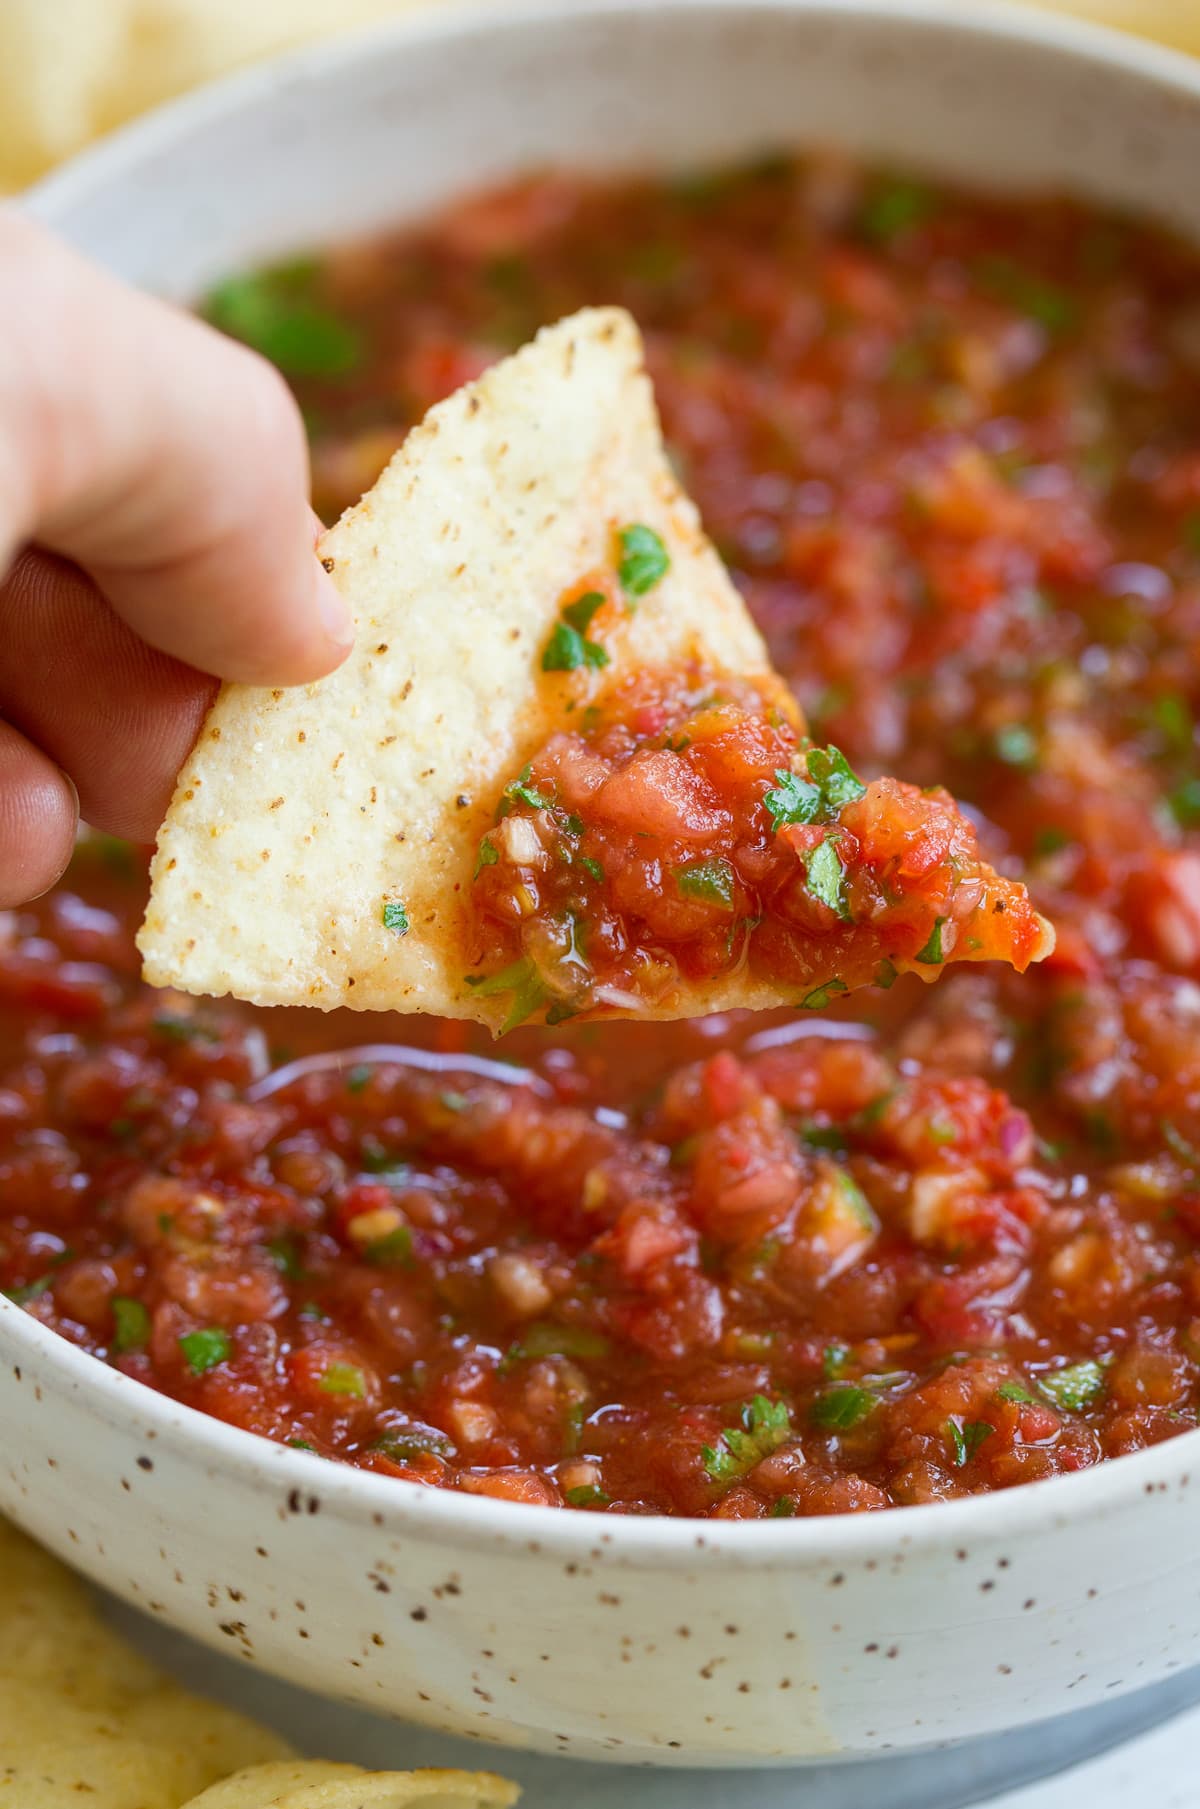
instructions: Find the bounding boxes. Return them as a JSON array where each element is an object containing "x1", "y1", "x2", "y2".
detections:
[
  {"x1": 5, "y1": 156, "x2": 1200, "y2": 1516},
  {"x1": 468, "y1": 657, "x2": 1049, "y2": 1028}
]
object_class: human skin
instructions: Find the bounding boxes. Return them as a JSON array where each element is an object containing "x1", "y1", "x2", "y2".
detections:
[{"x1": 0, "y1": 209, "x2": 354, "y2": 906}]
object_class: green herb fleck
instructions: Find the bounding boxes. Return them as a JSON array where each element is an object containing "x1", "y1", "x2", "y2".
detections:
[
  {"x1": 701, "y1": 1395, "x2": 793, "y2": 1485},
  {"x1": 205, "y1": 268, "x2": 361, "y2": 378},
  {"x1": 474, "y1": 838, "x2": 499, "y2": 879},
  {"x1": 542, "y1": 620, "x2": 609, "y2": 673},
  {"x1": 565, "y1": 1484, "x2": 610, "y2": 1509},
  {"x1": 810, "y1": 1385, "x2": 876, "y2": 1431},
  {"x1": 1036, "y1": 1358, "x2": 1106, "y2": 1412},
  {"x1": 946, "y1": 1417, "x2": 994, "y2": 1467},
  {"x1": 859, "y1": 180, "x2": 936, "y2": 242},
  {"x1": 345, "y1": 1063, "x2": 373, "y2": 1094},
  {"x1": 266, "y1": 1234, "x2": 305, "y2": 1280},
  {"x1": 504, "y1": 1322, "x2": 610, "y2": 1367},
  {"x1": 1168, "y1": 776, "x2": 1200, "y2": 828},
  {"x1": 997, "y1": 1379, "x2": 1034, "y2": 1405},
  {"x1": 676, "y1": 857, "x2": 736, "y2": 910},
  {"x1": 179, "y1": 1327, "x2": 231, "y2": 1376},
  {"x1": 993, "y1": 723, "x2": 1039, "y2": 770},
  {"x1": 287, "y1": 1438, "x2": 316, "y2": 1451},
  {"x1": 504, "y1": 766, "x2": 555, "y2": 811},
  {"x1": 822, "y1": 1341, "x2": 850, "y2": 1380},
  {"x1": 319, "y1": 1362, "x2": 366, "y2": 1398},
  {"x1": 562, "y1": 591, "x2": 606, "y2": 634},
  {"x1": 364, "y1": 1225, "x2": 414, "y2": 1268},
  {"x1": 465, "y1": 955, "x2": 552, "y2": 1035},
  {"x1": 801, "y1": 978, "x2": 849, "y2": 1010},
  {"x1": 915, "y1": 917, "x2": 947, "y2": 965},
  {"x1": 152, "y1": 1012, "x2": 215, "y2": 1044},
  {"x1": 1033, "y1": 826, "x2": 1071, "y2": 857},
  {"x1": 579, "y1": 855, "x2": 604, "y2": 883},
  {"x1": 381, "y1": 900, "x2": 410, "y2": 936},
  {"x1": 4, "y1": 1276, "x2": 51, "y2": 1306},
  {"x1": 802, "y1": 836, "x2": 849, "y2": 919},
  {"x1": 769, "y1": 1496, "x2": 797, "y2": 1517},
  {"x1": 616, "y1": 523, "x2": 670, "y2": 598},
  {"x1": 111, "y1": 1296, "x2": 150, "y2": 1352}
]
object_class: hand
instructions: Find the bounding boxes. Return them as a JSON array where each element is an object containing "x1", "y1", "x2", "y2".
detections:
[{"x1": 0, "y1": 209, "x2": 354, "y2": 908}]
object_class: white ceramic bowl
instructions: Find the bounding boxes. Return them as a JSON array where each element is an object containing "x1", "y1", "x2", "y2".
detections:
[{"x1": 7, "y1": 0, "x2": 1200, "y2": 1769}]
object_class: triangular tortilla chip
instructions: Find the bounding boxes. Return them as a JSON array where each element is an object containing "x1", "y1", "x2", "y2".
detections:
[{"x1": 140, "y1": 308, "x2": 1050, "y2": 1029}]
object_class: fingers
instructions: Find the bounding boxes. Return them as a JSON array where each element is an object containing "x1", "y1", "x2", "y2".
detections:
[
  {"x1": 0, "y1": 207, "x2": 353, "y2": 687},
  {"x1": 0, "y1": 719, "x2": 78, "y2": 908},
  {"x1": 0, "y1": 549, "x2": 215, "y2": 843}
]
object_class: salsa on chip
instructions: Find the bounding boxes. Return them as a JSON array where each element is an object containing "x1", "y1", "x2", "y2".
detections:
[{"x1": 139, "y1": 308, "x2": 1049, "y2": 1027}]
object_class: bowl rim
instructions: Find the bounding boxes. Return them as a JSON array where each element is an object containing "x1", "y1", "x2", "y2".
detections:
[{"x1": 13, "y1": 0, "x2": 1200, "y2": 1571}]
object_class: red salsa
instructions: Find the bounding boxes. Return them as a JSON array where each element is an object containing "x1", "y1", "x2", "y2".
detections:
[
  {"x1": 468, "y1": 658, "x2": 1049, "y2": 1027},
  {"x1": 5, "y1": 157, "x2": 1200, "y2": 1517}
]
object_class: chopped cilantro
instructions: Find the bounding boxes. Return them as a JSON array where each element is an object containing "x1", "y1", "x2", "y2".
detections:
[
  {"x1": 4, "y1": 1276, "x2": 51, "y2": 1306},
  {"x1": 287, "y1": 1438, "x2": 316, "y2": 1451},
  {"x1": 319, "y1": 1362, "x2": 366, "y2": 1398},
  {"x1": 465, "y1": 956, "x2": 551, "y2": 1034},
  {"x1": 915, "y1": 917, "x2": 947, "y2": 965},
  {"x1": 152, "y1": 1012, "x2": 215, "y2": 1044},
  {"x1": 562, "y1": 591, "x2": 606, "y2": 634},
  {"x1": 205, "y1": 268, "x2": 361, "y2": 378},
  {"x1": 1036, "y1": 1358, "x2": 1106, "y2": 1412},
  {"x1": 802, "y1": 836, "x2": 849, "y2": 918},
  {"x1": 266, "y1": 1234, "x2": 305, "y2": 1280},
  {"x1": 345, "y1": 1063, "x2": 373, "y2": 1094},
  {"x1": 946, "y1": 1417, "x2": 994, "y2": 1467},
  {"x1": 1150, "y1": 694, "x2": 1193, "y2": 755},
  {"x1": 859, "y1": 180, "x2": 936, "y2": 242},
  {"x1": 978, "y1": 257, "x2": 1077, "y2": 334},
  {"x1": 504, "y1": 766, "x2": 555, "y2": 811},
  {"x1": 676, "y1": 857, "x2": 736, "y2": 909},
  {"x1": 701, "y1": 1394, "x2": 793, "y2": 1484},
  {"x1": 769, "y1": 1496, "x2": 797, "y2": 1517},
  {"x1": 765, "y1": 747, "x2": 865, "y2": 831},
  {"x1": 1032, "y1": 826, "x2": 1071, "y2": 857},
  {"x1": 542, "y1": 620, "x2": 610, "y2": 673},
  {"x1": 505, "y1": 1322, "x2": 609, "y2": 1365},
  {"x1": 474, "y1": 838, "x2": 499, "y2": 879},
  {"x1": 822, "y1": 1341, "x2": 850, "y2": 1379},
  {"x1": 111, "y1": 1297, "x2": 150, "y2": 1352},
  {"x1": 381, "y1": 900, "x2": 410, "y2": 935},
  {"x1": 810, "y1": 1385, "x2": 875, "y2": 1431},
  {"x1": 874, "y1": 957, "x2": 899, "y2": 990},
  {"x1": 801, "y1": 978, "x2": 848, "y2": 1010},
  {"x1": 997, "y1": 1379, "x2": 1034, "y2": 1405},
  {"x1": 179, "y1": 1327, "x2": 231, "y2": 1376},
  {"x1": 1168, "y1": 776, "x2": 1200, "y2": 828},
  {"x1": 372, "y1": 1427, "x2": 453, "y2": 1461},
  {"x1": 992, "y1": 723, "x2": 1039, "y2": 770},
  {"x1": 617, "y1": 523, "x2": 670, "y2": 597},
  {"x1": 364, "y1": 1225, "x2": 414, "y2": 1268},
  {"x1": 579, "y1": 855, "x2": 604, "y2": 883},
  {"x1": 565, "y1": 1484, "x2": 610, "y2": 1509}
]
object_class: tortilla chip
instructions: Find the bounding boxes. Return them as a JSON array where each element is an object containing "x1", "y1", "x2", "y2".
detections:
[
  {"x1": 139, "y1": 307, "x2": 774, "y2": 1019},
  {"x1": 0, "y1": 1521, "x2": 290, "y2": 1807},
  {"x1": 183, "y1": 1762, "x2": 520, "y2": 1808}
]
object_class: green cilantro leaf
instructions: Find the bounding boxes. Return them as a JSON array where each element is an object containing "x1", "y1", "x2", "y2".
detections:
[
  {"x1": 859, "y1": 180, "x2": 936, "y2": 242},
  {"x1": 319, "y1": 1362, "x2": 366, "y2": 1398},
  {"x1": 179, "y1": 1327, "x2": 231, "y2": 1376},
  {"x1": 805, "y1": 746, "x2": 867, "y2": 810},
  {"x1": 676, "y1": 857, "x2": 736, "y2": 909},
  {"x1": 701, "y1": 1394, "x2": 793, "y2": 1486},
  {"x1": 822, "y1": 1341, "x2": 850, "y2": 1379},
  {"x1": 802, "y1": 836, "x2": 849, "y2": 918},
  {"x1": 1168, "y1": 776, "x2": 1200, "y2": 828},
  {"x1": 946, "y1": 1417, "x2": 994, "y2": 1468},
  {"x1": 542, "y1": 621, "x2": 610, "y2": 673},
  {"x1": 800, "y1": 978, "x2": 849, "y2": 1010},
  {"x1": 617, "y1": 523, "x2": 670, "y2": 598},
  {"x1": 504, "y1": 766, "x2": 555, "y2": 811},
  {"x1": 381, "y1": 900, "x2": 410, "y2": 935},
  {"x1": 764, "y1": 768, "x2": 822, "y2": 830},
  {"x1": 997, "y1": 1379, "x2": 1034, "y2": 1405},
  {"x1": 579, "y1": 855, "x2": 604, "y2": 883},
  {"x1": 565, "y1": 1484, "x2": 610, "y2": 1509},
  {"x1": 474, "y1": 839, "x2": 499, "y2": 879},
  {"x1": 205, "y1": 270, "x2": 361, "y2": 378},
  {"x1": 265, "y1": 1234, "x2": 305, "y2": 1280},
  {"x1": 562, "y1": 591, "x2": 606, "y2": 634},
  {"x1": 364, "y1": 1226, "x2": 414, "y2": 1268},
  {"x1": 915, "y1": 917, "x2": 947, "y2": 965},
  {"x1": 465, "y1": 955, "x2": 552, "y2": 1034},
  {"x1": 810, "y1": 1385, "x2": 876, "y2": 1431},
  {"x1": 1036, "y1": 1358, "x2": 1107, "y2": 1412},
  {"x1": 111, "y1": 1296, "x2": 150, "y2": 1353}
]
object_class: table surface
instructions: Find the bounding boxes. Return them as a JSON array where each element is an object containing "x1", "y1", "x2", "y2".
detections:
[{"x1": 106, "y1": 1595, "x2": 1198, "y2": 1807}]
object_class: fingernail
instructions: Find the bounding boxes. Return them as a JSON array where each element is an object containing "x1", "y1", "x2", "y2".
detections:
[{"x1": 314, "y1": 563, "x2": 355, "y2": 654}]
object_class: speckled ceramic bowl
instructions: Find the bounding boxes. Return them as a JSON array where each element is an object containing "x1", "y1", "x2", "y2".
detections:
[{"x1": 7, "y1": 0, "x2": 1200, "y2": 1768}]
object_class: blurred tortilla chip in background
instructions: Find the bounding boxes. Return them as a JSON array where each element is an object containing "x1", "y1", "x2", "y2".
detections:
[{"x1": 0, "y1": 0, "x2": 1198, "y2": 193}]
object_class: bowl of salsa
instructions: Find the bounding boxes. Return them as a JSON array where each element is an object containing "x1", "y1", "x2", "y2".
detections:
[{"x1": 6, "y1": 0, "x2": 1200, "y2": 1767}]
